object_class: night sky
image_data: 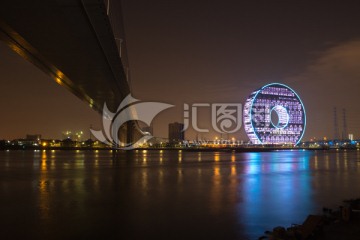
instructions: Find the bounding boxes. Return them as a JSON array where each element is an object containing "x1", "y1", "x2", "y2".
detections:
[{"x1": 1, "y1": 0, "x2": 360, "y2": 140}]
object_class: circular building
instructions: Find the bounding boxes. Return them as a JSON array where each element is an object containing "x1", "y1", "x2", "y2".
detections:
[{"x1": 243, "y1": 83, "x2": 306, "y2": 145}]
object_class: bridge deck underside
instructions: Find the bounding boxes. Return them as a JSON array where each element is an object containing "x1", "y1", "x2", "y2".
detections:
[{"x1": 0, "y1": 0, "x2": 130, "y2": 113}]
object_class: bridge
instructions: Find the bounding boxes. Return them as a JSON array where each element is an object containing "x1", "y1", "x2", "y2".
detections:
[{"x1": 0, "y1": 0, "x2": 141, "y2": 145}]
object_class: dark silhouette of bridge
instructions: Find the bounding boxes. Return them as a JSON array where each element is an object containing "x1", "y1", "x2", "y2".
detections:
[{"x1": 0, "y1": 0, "x2": 141, "y2": 145}]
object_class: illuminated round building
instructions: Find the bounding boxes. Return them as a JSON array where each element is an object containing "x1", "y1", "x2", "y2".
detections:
[{"x1": 243, "y1": 83, "x2": 306, "y2": 145}]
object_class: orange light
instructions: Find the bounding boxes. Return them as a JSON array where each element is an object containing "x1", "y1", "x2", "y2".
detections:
[{"x1": 55, "y1": 77, "x2": 62, "y2": 85}]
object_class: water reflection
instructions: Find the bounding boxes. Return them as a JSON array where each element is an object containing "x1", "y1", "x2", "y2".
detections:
[
  {"x1": 210, "y1": 164, "x2": 221, "y2": 214},
  {"x1": 159, "y1": 150, "x2": 163, "y2": 163},
  {"x1": 178, "y1": 150, "x2": 182, "y2": 162},
  {"x1": 231, "y1": 151, "x2": 236, "y2": 162},
  {"x1": 1, "y1": 150, "x2": 360, "y2": 239},
  {"x1": 240, "y1": 151, "x2": 314, "y2": 238},
  {"x1": 214, "y1": 152, "x2": 220, "y2": 162},
  {"x1": 39, "y1": 150, "x2": 50, "y2": 220}
]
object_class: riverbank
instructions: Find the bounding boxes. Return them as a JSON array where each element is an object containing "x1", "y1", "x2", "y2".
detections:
[
  {"x1": 1, "y1": 146, "x2": 359, "y2": 152},
  {"x1": 260, "y1": 198, "x2": 360, "y2": 240}
]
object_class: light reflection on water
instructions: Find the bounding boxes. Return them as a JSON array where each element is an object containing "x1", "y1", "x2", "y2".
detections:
[
  {"x1": 240, "y1": 151, "x2": 313, "y2": 237},
  {"x1": 1, "y1": 150, "x2": 360, "y2": 239}
]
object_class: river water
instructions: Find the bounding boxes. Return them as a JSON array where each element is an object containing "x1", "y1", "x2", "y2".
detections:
[{"x1": 0, "y1": 149, "x2": 360, "y2": 239}]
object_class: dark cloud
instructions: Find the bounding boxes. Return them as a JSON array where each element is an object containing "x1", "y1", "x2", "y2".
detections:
[{"x1": 288, "y1": 40, "x2": 360, "y2": 140}]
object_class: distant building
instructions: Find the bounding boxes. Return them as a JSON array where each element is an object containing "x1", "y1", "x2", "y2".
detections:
[
  {"x1": 349, "y1": 134, "x2": 354, "y2": 141},
  {"x1": 17, "y1": 134, "x2": 42, "y2": 147},
  {"x1": 26, "y1": 134, "x2": 41, "y2": 141},
  {"x1": 168, "y1": 122, "x2": 184, "y2": 144},
  {"x1": 61, "y1": 138, "x2": 76, "y2": 148}
]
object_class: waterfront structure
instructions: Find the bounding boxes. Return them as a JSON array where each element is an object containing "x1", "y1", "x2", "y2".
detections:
[
  {"x1": 243, "y1": 83, "x2": 306, "y2": 145},
  {"x1": 168, "y1": 122, "x2": 185, "y2": 144}
]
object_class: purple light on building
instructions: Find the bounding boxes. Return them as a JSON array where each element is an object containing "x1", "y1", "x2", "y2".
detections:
[{"x1": 243, "y1": 83, "x2": 306, "y2": 145}]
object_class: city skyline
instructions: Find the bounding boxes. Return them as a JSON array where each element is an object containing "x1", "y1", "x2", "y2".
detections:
[{"x1": 1, "y1": 1, "x2": 360, "y2": 141}]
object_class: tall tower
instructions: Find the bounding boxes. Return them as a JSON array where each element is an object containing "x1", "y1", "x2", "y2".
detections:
[
  {"x1": 333, "y1": 107, "x2": 339, "y2": 140},
  {"x1": 342, "y1": 108, "x2": 348, "y2": 140},
  {"x1": 168, "y1": 122, "x2": 185, "y2": 144}
]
